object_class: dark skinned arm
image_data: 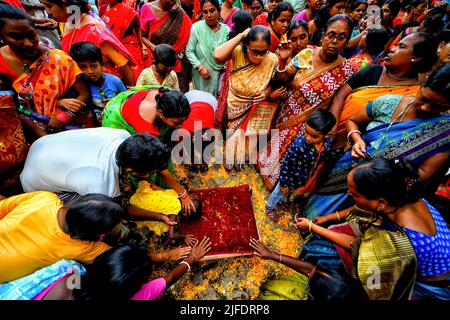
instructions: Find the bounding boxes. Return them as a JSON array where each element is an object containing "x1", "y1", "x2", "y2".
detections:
[
  {"x1": 250, "y1": 238, "x2": 316, "y2": 276},
  {"x1": 417, "y1": 152, "x2": 449, "y2": 181},
  {"x1": 329, "y1": 83, "x2": 353, "y2": 134}
]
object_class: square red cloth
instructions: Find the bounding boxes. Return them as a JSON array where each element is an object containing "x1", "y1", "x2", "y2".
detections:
[{"x1": 180, "y1": 185, "x2": 260, "y2": 260}]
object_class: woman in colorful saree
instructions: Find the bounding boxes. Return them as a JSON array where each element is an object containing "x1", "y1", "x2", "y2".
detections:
[
  {"x1": 140, "y1": 0, "x2": 192, "y2": 92},
  {"x1": 215, "y1": 9, "x2": 253, "y2": 131},
  {"x1": 251, "y1": 158, "x2": 450, "y2": 300},
  {"x1": 41, "y1": 0, "x2": 136, "y2": 86},
  {"x1": 267, "y1": 2, "x2": 294, "y2": 53},
  {"x1": 186, "y1": 0, "x2": 230, "y2": 97},
  {"x1": 330, "y1": 32, "x2": 438, "y2": 142},
  {"x1": 259, "y1": 14, "x2": 354, "y2": 190},
  {"x1": 0, "y1": 90, "x2": 28, "y2": 196},
  {"x1": 0, "y1": 3, "x2": 92, "y2": 134},
  {"x1": 303, "y1": 64, "x2": 450, "y2": 221},
  {"x1": 220, "y1": 0, "x2": 239, "y2": 29},
  {"x1": 100, "y1": 0, "x2": 146, "y2": 81},
  {"x1": 214, "y1": 25, "x2": 278, "y2": 169}
]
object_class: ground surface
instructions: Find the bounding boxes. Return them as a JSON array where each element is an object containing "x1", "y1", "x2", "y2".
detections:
[{"x1": 144, "y1": 164, "x2": 306, "y2": 300}]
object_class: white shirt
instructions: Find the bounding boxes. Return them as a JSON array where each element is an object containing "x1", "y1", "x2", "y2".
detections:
[{"x1": 20, "y1": 128, "x2": 131, "y2": 198}]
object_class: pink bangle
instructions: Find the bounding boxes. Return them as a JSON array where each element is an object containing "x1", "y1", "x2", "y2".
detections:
[{"x1": 56, "y1": 111, "x2": 74, "y2": 124}]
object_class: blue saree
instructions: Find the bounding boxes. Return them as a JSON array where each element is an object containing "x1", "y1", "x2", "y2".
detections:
[
  {"x1": 304, "y1": 113, "x2": 450, "y2": 220},
  {"x1": 0, "y1": 260, "x2": 85, "y2": 300}
]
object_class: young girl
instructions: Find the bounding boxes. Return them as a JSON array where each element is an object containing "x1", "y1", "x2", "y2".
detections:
[
  {"x1": 266, "y1": 110, "x2": 336, "y2": 219},
  {"x1": 136, "y1": 44, "x2": 180, "y2": 89}
]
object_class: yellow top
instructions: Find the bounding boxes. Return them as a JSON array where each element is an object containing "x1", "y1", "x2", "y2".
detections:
[{"x1": 0, "y1": 191, "x2": 111, "y2": 283}]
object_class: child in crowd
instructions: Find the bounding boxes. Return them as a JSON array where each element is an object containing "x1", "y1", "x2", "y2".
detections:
[
  {"x1": 70, "y1": 42, "x2": 127, "y2": 124},
  {"x1": 136, "y1": 44, "x2": 180, "y2": 89},
  {"x1": 266, "y1": 110, "x2": 337, "y2": 219}
]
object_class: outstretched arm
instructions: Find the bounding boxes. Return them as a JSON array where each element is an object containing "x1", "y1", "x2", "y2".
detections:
[
  {"x1": 160, "y1": 169, "x2": 196, "y2": 214},
  {"x1": 249, "y1": 238, "x2": 316, "y2": 276},
  {"x1": 296, "y1": 218, "x2": 357, "y2": 250},
  {"x1": 127, "y1": 205, "x2": 178, "y2": 227},
  {"x1": 163, "y1": 237, "x2": 211, "y2": 287}
]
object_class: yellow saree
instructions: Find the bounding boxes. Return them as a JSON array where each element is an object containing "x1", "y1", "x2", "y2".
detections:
[{"x1": 227, "y1": 45, "x2": 278, "y2": 130}]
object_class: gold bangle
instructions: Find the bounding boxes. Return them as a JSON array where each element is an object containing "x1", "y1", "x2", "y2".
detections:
[
  {"x1": 336, "y1": 211, "x2": 341, "y2": 221},
  {"x1": 279, "y1": 254, "x2": 282, "y2": 263},
  {"x1": 309, "y1": 220, "x2": 313, "y2": 232}
]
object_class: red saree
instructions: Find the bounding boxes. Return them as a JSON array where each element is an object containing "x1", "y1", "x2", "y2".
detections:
[
  {"x1": 0, "y1": 91, "x2": 28, "y2": 195},
  {"x1": 259, "y1": 51, "x2": 354, "y2": 190},
  {"x1": 269, "y1": 31, "x2": 281, "y2": 53},
  {"x1": 101, "y1": 3, "x2": 144, "y2": 80},
  {"x1": 61, "y1": 22, "x2": 137, "y2": 81},
  {"x1": 140, "y1": 4, "x2": 192, "y2": 72}
]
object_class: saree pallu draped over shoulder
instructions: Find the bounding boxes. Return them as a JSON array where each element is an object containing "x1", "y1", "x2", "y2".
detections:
[
  {"x1": 12, "y1": 49, "x2": 82, "y2": 117},
  {"x1": 61, "y1": 23, "x2": 137, "y2": 80},
  {"x1": 259, "y1": 56, "x2": 354, "y2": 190},
  {"x1": 226, "y1": 49, "x2": 278, "y2": 130},
  {"x1": 140, "y1": 5, "x2": 192, "y2": 72},
  {"x1": 101, "y1": 2, "x2": 144, "y2": 79}
]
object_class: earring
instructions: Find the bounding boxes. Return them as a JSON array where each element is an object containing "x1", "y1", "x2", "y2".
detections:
[
  {"x1": 376, "y1": 206, "x2": 382, "y2": 211},
  {"x1": 411, "y1": 59, "x2": 415, "y2": 62}
]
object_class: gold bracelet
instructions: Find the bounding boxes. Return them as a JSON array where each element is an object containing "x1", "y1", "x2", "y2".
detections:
[
  {"x1": 309, "y1": 220, "x2": 313, "y2": 232},
  {"x1": 336, "y1": 211, "x2": 341, "y2": 221},
  {"x1": 279, "y1": 254, "x2": 282, "y2": 263}
]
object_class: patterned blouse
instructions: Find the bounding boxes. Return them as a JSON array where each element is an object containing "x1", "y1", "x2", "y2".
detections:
[
  {"x1": 279, "y1": 136, "x2": 333, "y2": 189},
  {"x1": 403, "y1": 199, "x2": 450, "y2": 278}
]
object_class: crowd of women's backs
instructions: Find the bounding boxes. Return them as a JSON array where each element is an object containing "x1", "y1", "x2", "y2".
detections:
[{"x1": 0, "y1": 0, "x2": 449, "y2": 301}]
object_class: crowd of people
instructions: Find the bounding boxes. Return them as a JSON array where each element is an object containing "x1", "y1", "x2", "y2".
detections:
[{"x1": 0, "y1": 0, "x2": 449, "y2": 300}]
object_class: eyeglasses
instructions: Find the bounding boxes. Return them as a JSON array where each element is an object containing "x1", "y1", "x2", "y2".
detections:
[
  {"x1": 323, "y1": 32, "x2": 348, "y2": 42},
  {"x1": 249, "y1": 48, "x2": 268, "y2": 57}
]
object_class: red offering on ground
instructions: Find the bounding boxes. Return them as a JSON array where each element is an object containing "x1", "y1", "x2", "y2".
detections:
[{"x1": 180, "y1": 185, "x2": 260, "y2": 260}]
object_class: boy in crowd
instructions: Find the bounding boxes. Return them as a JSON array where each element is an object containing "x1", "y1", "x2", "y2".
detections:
[{"x1": 70, "y1": 42, "x2": 127, "y2": 124}]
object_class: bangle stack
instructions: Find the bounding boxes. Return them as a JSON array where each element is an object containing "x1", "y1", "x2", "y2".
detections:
[
  {"x1": 178, "y1": 189, "x2": 188, "y2": 199},
  {"x1": 308, "y1": 220, "x2": 313, "y2": 232},
  {"x1": 336, "y1": 211, "x2": 341, "y2": 221},
  {"x1": 347, "y1": 130, "x2": 361, "y2": 143},
  {"x1": 180, "y1": 260, "x2": 191, "y2": 271}
]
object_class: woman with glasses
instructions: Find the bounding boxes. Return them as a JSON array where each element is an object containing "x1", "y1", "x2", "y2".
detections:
[
  {"x1": 214, "y1": 25, "x2": 278, "y2": 169},
  {"x1": 259, "y1": 14, "x2": 354, "y2": 190}
]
